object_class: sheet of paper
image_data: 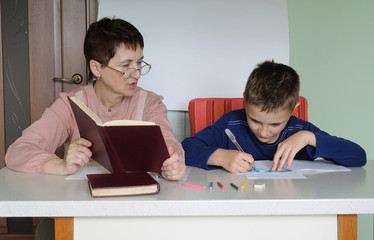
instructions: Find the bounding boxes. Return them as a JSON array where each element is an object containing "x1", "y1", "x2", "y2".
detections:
[
  {"x1": 243, "y1": 161, "x2": 303, "y2": 179},
  {"x1": 289, "y1": 160, "x2": 351, "y2": 172},
  {"x1": 243, "y1": 160, "x2": 351, "y2": 179},
  {"x1": 154, "y1": 167, "x2": 191, "y2": 182},
  {"x1": 245, "y1": 170, "x2": 306, "y2": 179},
  {"x1": 67, "y1": 163, "x2": 192, "y2": 182},
  {"x1": 65, "y1": 162, "x2": 110, "y2": 180}
]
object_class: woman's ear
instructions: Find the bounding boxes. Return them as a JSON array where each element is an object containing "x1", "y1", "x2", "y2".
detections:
[{"x1": 89, "y1": 60, "x2": 101, "y2": 78}]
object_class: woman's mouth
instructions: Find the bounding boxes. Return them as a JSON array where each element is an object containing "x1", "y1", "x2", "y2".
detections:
[{"x1": 128, "y1": 82, "x2": 137, "y2": 89}]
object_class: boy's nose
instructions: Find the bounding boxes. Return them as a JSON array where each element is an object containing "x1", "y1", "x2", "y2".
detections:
[{"x1": 258, "y1": 126, "x2": 269, "y2": 137}]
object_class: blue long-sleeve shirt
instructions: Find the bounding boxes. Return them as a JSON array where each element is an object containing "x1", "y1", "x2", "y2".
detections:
[{"x1": 182, "y1": 109, "x2": 366, "y2": 170}]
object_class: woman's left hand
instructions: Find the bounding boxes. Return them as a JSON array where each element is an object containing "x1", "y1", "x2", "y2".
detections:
[{"x1": 161, "y1": 146, "x2": 186, "y2": 180}]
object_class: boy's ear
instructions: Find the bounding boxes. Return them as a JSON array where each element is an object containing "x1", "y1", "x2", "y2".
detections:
[
  {"x1": 89, "y1": 60, "x2": 101, "y2": 78},
  {"x1": 293, "y1": 101, "x2": 300, "y2": 111}
]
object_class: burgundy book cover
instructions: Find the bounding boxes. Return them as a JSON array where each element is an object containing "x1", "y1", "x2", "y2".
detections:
[
  {"x1": 97, "y1": 125, "x2": 169, "y2": 174},
  {"x1": 68, "y1": 97, "x2": 169, "y2": 174},
  {"x1": 68, "y1": 97, "x2": 113, "y2": 172},
  {"x1": 87, "y1": 172, "x2": 160, "y2": 197}
]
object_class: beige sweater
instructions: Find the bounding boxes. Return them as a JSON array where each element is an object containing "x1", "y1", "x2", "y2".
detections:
[{"x1": 5, "y1": 84, "x2": 183, "y2": 174}]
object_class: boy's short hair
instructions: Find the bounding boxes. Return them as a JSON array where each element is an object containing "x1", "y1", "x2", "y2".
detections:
[
  {"x1": 84, "y1": 17, "x2": 144, "y2": 81},
  {"x1": 243, "y1": 60, "x2": 300, "y2": 113}
]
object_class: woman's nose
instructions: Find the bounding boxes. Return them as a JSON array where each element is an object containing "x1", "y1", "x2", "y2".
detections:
[{"x1": 131, "y1": 69, "x2": 141, "y2": 79}]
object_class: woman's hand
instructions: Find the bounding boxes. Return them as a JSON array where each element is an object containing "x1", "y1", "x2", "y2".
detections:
[
  {"x1": 161, "y1": 146, "x2": 186, "y2": 180},
  {"x1": 63, "y1": 138, "x2": 92, "y2": 174},
  {"x1": 44, "y1": 138, "x2": 92, "y2": 175}
]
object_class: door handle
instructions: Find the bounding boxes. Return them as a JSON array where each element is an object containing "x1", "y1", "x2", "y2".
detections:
[{"x1": 53, "y1": 73, "x2": 83, "y2": 84}]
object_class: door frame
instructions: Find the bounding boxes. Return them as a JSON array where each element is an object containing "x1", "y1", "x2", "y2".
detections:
[
  {"x1": 28, "y1": 0, "x2": 98, "y2": 123},
  {"x1": 0, "y1": 0, "x2": 5, "y2": 169}
]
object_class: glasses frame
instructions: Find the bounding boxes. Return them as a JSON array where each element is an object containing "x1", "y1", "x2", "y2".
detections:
[{"x1": 103, "y1": 60, "x2": 152, "y2": 76}]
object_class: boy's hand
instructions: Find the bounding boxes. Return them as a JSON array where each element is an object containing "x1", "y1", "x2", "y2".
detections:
[
  {"x1": 208, "y1": 149, "x2": 254, "y2": 173},
  {"x1": 272, "y1": 130, "x2": 316, "y2": 171},
  {"x1": 161, "y1": 146, "x2": 186, "y2": 181}
]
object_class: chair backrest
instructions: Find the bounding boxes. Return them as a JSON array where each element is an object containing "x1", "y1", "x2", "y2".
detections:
[{"x1": 188, "y1": 96, "x2": 308, "y2": 136}]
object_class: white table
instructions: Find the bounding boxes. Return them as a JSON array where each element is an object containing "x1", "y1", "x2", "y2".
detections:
[{"x1": 1, "y1": 161, "x2": 373, "y2": 239}]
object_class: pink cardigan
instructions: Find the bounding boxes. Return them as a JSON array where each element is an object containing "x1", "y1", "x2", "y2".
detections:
[{"x1": 5, "y1": 85, "x2": 183, "y2": 174}]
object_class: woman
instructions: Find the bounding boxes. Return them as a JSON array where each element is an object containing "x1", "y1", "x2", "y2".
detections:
[{"x1": 5, "y1": 18, "x2": 185, "y2": 180}]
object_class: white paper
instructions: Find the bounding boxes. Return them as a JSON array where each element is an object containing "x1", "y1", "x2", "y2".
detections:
[
  {"x1": 243, "y1": 160, "x2": 351, "y2": 179},
  {"x1": 65, "y1": 162, "x2": 110, "y2": 180},
  {"x1": 65, "y1": 163, "x2": 192, "y2": 182},
  {"x1": 290, "y1": 160, "x2": 351, "y2": 172},
  {"x1": 155, "y1": 167, "x2": 191, "y2": 183}
]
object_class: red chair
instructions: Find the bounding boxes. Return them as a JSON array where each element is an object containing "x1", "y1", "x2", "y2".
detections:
[{"x1": 188, "y1": 96, "x2": 308, "y2": 136}]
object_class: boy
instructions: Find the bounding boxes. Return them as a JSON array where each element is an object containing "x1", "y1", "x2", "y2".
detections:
[{"x1": 182, "y1": 60, "x2": 366, "y2": 173}]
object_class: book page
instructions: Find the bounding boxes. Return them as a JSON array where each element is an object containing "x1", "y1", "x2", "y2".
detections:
[
  {"x1": 103, "y1": 120, "x2": 156, "y2": 126},
  {"x1": 70, "y1": 96, "x2": 156, "y2": 127},
  {"x1": 70, "y1": 96, "x2": 102, "y2": 125}
]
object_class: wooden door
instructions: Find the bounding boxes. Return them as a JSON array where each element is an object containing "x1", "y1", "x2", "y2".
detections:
[
  {"x1": 0, "y1": 0, "x2": 97, "y2": 237},
  {"x1": 29, "y1": 0, "x2": 97, "y2": 123},
  {"x1": 28, "y1": 0, "x2": 97, "y2": 160}
]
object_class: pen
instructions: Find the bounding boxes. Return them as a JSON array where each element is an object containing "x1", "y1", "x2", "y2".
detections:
[
  {"x1": 182, "y1": 182, "x2": 206, "y2": 190},
  {"x1": 241, "y1": 181, "x2": 247, "y2": 189},
  {"x1": 217, "y1": 181, "x2": 225, "y2": 190},
  {"x1": 209, "y1": 181, "x2": 213, "y2": 190},
  {"x1": 230, "y1": 183, "x2": 240, "y2": 191},
  {"x1": 225, "y1": 128, "x2": 256, "y2": 171}
]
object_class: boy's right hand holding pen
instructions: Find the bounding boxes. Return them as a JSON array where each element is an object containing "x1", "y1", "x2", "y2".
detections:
[
  {"x1": 208, "y1": 149, "x2": 255, "y2": 173},
  {"x1": 207, "y1": 129, "x2": 255, "y2": 173}
]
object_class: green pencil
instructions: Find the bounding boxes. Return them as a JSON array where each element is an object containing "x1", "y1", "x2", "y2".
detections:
[{"x1": 230, "y1": 183, "x2": 240, "y2": 191}]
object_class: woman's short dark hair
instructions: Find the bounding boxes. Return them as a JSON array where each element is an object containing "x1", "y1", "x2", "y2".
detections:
[{"x1": 84, "y1": 17, "x2": 144, "y2": 81}]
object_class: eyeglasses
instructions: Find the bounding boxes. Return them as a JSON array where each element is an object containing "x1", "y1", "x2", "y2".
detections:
[{"x1": 103, "y1": 60, "x2": 152, "y2": 76}]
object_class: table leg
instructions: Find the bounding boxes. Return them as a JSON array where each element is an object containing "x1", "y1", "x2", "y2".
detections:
[
  {"x1": 338, "y1": 214, "x2": 357, "y2": 240},
  {"x1": 55, "y1": 217, "x2": 74, "y2": 240}
]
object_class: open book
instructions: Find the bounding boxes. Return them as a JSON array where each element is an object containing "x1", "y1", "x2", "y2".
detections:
[{"x1": 68, "y1": 96, "x2": 169, "y2": 174}]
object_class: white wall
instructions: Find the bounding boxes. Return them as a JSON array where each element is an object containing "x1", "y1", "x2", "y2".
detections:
[{"x1": 98, "y1": 0, "x2": 289, "y2": 110}]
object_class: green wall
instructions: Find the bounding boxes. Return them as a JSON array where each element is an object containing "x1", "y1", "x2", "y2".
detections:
[
  {"x1": 288, "y1": 0, "x2": 374, "y2": 161},
  {"x1": 287, "y1": 1, "x2": 374, "y2": 239}
]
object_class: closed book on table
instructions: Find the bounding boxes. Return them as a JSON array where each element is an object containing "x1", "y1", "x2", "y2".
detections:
[{"x1": 87, "y1": 172, "x2": 160, "y2": 197}]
